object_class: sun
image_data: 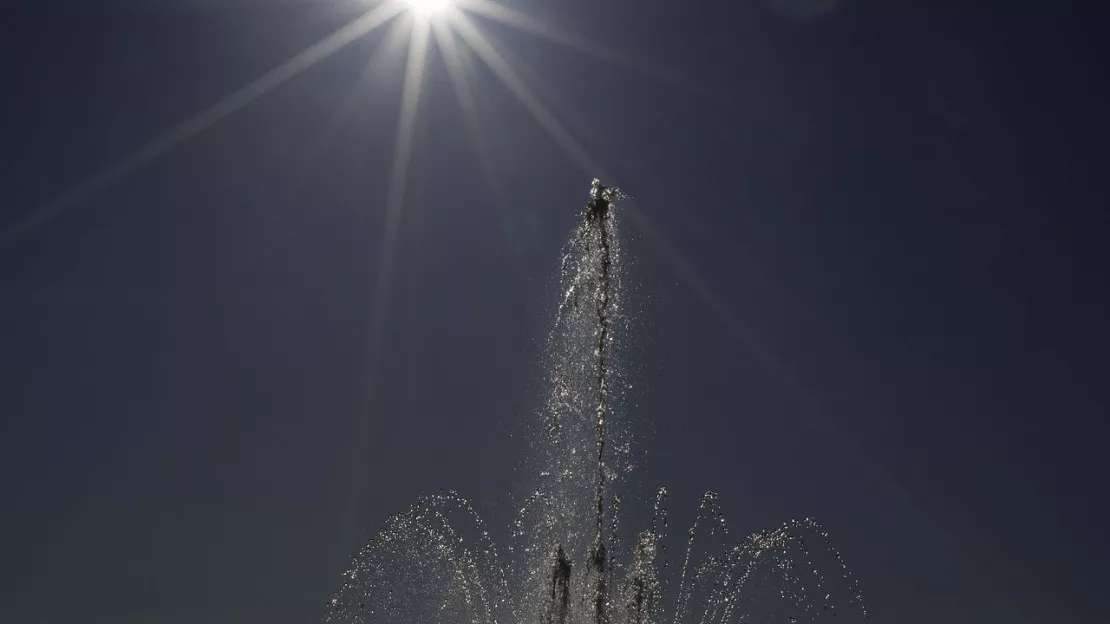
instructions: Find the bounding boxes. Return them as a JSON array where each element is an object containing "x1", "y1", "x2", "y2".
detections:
[
  {"x1": 404, "y1": 0, "x2": 451, "y2": 16},
  {"x1": 4, "y1": 0, "x2": 619, "y2": 244}
]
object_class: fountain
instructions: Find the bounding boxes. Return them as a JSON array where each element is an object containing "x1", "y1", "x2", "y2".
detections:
[{"x1": 325, "y1": 181, "x2": 869, "y2": 624}]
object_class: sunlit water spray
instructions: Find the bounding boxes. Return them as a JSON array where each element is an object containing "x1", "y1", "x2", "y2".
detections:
[{"x1": 325, "y1": 180, "x2": 868, "y2": 624}]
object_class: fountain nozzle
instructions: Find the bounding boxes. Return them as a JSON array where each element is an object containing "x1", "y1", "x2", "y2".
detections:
[{"x1": 586, "y1": 178, "x2": 616, "y2": 221}]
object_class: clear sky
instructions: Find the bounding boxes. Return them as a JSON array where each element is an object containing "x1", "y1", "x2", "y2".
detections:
[{"x1": 2, "y1": 1, "x2": 1107, "y2": 623}]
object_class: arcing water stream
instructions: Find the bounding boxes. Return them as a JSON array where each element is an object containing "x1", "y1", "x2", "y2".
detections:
[{"x1": 325, "y1": 180, "x2": 868, "y2": 624}]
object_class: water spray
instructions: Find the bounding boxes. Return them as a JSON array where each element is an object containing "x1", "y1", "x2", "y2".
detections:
[{"x1": 325, "y1": 179, "x2": 870, "y2": 624}]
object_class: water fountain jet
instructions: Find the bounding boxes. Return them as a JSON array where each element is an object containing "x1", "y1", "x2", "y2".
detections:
[{"x1": 325, "y1": 180, "x2": 869, "y2": 624}]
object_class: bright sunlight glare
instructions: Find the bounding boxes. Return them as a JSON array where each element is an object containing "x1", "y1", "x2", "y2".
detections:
[
  {"x1": 6, "y1": 0, "x2": 631, "y2": 244},
  {"x1": 405, "y1": 0, "x2": 452, "y2": 16}
]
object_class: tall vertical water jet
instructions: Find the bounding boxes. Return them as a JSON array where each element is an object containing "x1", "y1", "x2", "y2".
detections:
[
  {"x1": 586, "y1": 178, "x2": 616, "y2": 541},
  {"x1": 587, "y1": 179, "x2": 616, "y2": 624},
  {"x1": 536, "y1": 178, "x2": 627, "y2": 610},
  {"x1": 541, "y1": 178, "x2": 619, "y2": 624}
]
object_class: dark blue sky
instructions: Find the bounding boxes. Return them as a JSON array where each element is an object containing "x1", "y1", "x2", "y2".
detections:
[{"x1": 2, "y1": 1, "x2": 1108, "y2": 622}]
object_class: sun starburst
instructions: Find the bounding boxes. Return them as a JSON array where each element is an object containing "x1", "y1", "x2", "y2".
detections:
[{"x1": 2, "y1": 0, "x2": 627, "y2": 245}]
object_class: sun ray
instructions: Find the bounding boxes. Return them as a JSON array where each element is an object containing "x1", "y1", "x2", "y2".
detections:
[
  {"x1": 432, "y1": 22, "x2": 495, "y2": 185},
  {"x1": 336, "y1": 10, "x2": 433, "y2": 568},
  {"x1": 459, "y1": 0, "x2": 689, "y2": 89},
  {"x1": 290, "y1": 34, "x2": 411, "y2": 193},
  {"x1": 449, "y1": 11, "x2": 604, "y2": 177},
  {"x1": 432, "y1": 21, "x2": 479, "y2": 136},
  {"x1": 460, "y1": 0, "x2": 614, "y2": 59},
  {"x1": 433, "y1": 19, "x2": 526, "y2": 259},
  {"x1": 0, "y1": 1, "x2": 405, "y2": 246},
  {"x1": 371, "y1": 15, "x2": 431, "y2": 356}
]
